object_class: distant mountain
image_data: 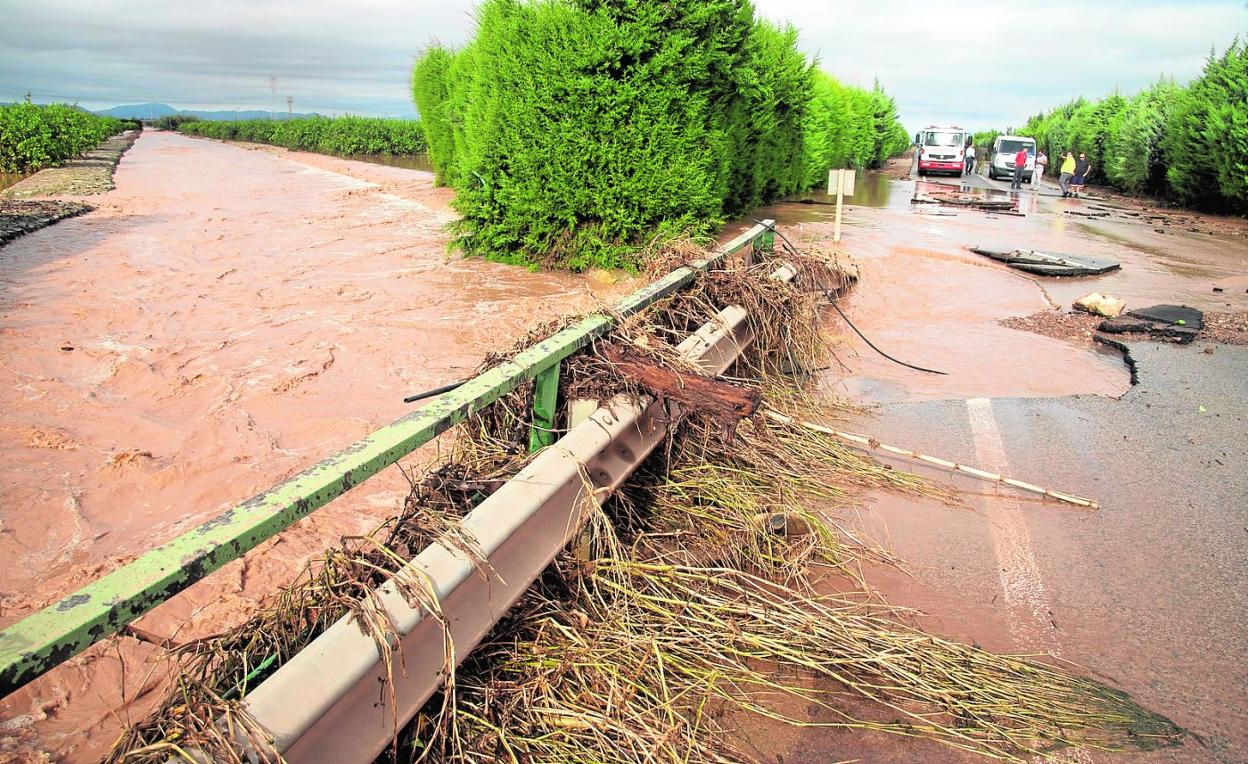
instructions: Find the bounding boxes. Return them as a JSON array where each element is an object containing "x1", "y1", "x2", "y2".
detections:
[
  {"x1": 95, "y1": 103, "x2": 320, "y2": 121},
  {"x1": 96, "y1": 103, "x2": 177, "y2": 119}
]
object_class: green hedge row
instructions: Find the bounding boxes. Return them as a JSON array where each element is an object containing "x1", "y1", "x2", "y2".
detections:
[
  {"x1": 413, "y1": 0, "x2": 908, "y2": 271},
  {"x1": 1011, "y1": 40, "x2": 1247, "y2": 212},
  {"x1": 178, "y1": 116, "x2": 426, "y2": 156},
  {"x1": 802, "y1": 72, "x2": 910, "y2": 188},
  {"x1": 0, "y1": 103, "x2": 122, "y2": 173}
]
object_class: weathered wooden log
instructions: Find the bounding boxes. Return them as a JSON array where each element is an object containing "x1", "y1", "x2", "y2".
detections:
[{"x1": 600, "y1": 343, "x2": 761, "y2": 439}]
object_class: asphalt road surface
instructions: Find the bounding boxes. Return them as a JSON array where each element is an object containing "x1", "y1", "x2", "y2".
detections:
[{"x1": 747, "y1": 168, "x2": 1248, "y2": 763}]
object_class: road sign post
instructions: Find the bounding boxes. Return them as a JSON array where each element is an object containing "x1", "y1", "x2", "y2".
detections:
[{"x1": 828, "y1": 169, "x2": 855, "y2": 243}]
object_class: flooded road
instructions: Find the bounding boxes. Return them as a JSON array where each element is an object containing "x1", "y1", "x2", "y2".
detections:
[
  {"x1": 0, "y1": 131, "x2": 631, "y2": 760},
  {"x1": 754, "y1": 171, "x2": 1248, "y2": 763},
  {"x1": 738, "y1": 178, "x2": 1130, "y2": 403}
]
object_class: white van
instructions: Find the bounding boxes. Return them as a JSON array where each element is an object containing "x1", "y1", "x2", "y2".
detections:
[
  {"x1": 988, "y1": 135, "x2": 1037, "y2": 181},
  {"x1": 916, "y1": 126, "x2": 968, "y2": 177}
]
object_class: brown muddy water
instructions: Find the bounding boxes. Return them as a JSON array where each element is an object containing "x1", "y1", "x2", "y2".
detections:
[
  {"x1": 0, "y1": 131, "x2": 634, "y2": 760},
  {"x1": 735, "y1": 175, "x2": 1248, "y2": 404},
  {"x1": 734, "y1": 186, "x2": 1125, "y2": 403},
  {"x1": 6, "y1": 139, "x2": 1244, "y2": 760},
  {"x1": 343, "y1": 152, "x2": 434, "y2": 173},
  {"x1": 0, "y1": 172, "x2": 31, "y2": 193}
]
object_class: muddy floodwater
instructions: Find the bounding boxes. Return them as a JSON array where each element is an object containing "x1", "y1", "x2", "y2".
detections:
[
  {"x1": 345, "y1": 152, "x2": 435, "y2": 173},
  {"x1": 734, "y1": 172, "x2": 1247, "y2": 404},
  {"x1": 732, "y1": 169, "x2": 1248, "y2": 763},
  {"x1": 0, "y1": 131, "x2": 634, "y2": 760},
  {"x1": 0, "y1": 172, "x2": 31, "y2": 194},
  {"x1": 4, "y1": 137, "x2": 1246, "y2": 761}
]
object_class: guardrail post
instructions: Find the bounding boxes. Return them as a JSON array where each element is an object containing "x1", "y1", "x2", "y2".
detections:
[
  {"x1": 529, "y1": 361, "x2": 560, "y2": 451},
  {"x1": 754, "y1": 221, "x2": 775, "y2": 261}
]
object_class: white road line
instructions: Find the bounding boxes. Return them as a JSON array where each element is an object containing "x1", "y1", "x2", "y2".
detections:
[
  {"x1": 966, "y1": 397, "x2": 1093, "y2": 763},
  {"x1": 965, "y1": 397, "x2": 1060, "y2": 653}
]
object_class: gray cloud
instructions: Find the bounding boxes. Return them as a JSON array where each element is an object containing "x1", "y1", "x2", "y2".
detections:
[{"x1": 2, "y1": 0, "x2": 1243, "y2": 128}]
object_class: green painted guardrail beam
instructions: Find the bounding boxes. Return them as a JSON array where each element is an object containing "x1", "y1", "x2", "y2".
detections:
[{"x1": 0, "y1": 220, "x2": 774, "y2": 697}]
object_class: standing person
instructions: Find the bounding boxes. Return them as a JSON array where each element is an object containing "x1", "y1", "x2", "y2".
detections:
[
  {"x1": 965, "y1": 140, "x2": 976, "y2": 175},
  {"x1": 1010, "y1": 145, "x2": 1029, "y2": 189},
  {"x1": 1034, "y1": 150, "x2": 1048, "y2": 186},
  {"x1": 1058, "y1": 151, "x2": 1076, "y2": 197},
  {"x1": 1071, "y1": 152, "x2": 1091, "y2": 197}
]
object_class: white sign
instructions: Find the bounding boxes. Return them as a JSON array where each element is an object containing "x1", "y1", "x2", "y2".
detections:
[
  {"x1": 827, "y1": 168, "x2": 856, "y2": 197},
  {"x1": 828, "y1": 169, "x2": 855, "y2": 242}
]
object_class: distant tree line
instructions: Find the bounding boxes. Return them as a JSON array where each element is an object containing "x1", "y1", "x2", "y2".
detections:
[
  {"x1": 0, "y1": 102, "x2": 125, "y2": 173},
  {"x1": 177, "y1": 116, "x2": 427, "y2": 156},
  {"x1": 1007, "y1": 41, "x2": 1248, "y2": 213},
  {"x1": 412, "y1": 0, "x2": 910, "y2": 271},
  {"x1": 153, "y1": 114, "x2": 203, "y2": 131}
]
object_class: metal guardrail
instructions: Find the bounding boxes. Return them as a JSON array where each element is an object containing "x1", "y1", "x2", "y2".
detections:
[
  {"x1": 212, "y1": 265, "x2": 795, "y2": 763},
  {"x1": 0, "y1": 221, "x2": 775, "y2": 698}
]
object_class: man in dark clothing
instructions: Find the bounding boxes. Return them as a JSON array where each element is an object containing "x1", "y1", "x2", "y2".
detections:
[
  {"x1": 1010, "y1": 146, "x2": 1029, "y2": 189},
  {"x1": 1071, "y1": 153, "x2": 1091, "y2": 197}
]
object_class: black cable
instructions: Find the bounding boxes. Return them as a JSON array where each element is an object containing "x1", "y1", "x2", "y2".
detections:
[
  {"x1": 402, "y1": 374, "x2": 755, "y2": 404},
  {"x1": 402, "y1": 379, "x2": 467, "y2": 403},
  {"x1": 750, "y1": 219, "x2": 947, "y2": 376},
  {"x1": 823, "y1": 295, "x2": 946, "y2": 375}
]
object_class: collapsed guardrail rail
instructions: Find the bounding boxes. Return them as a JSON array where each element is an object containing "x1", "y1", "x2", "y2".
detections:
[
  {"x1": 0, "y1": 221, "x2": 775, "y2": 698},
  {"x1": 233, "y1": 261, "x2": 797, "y2": 763}
]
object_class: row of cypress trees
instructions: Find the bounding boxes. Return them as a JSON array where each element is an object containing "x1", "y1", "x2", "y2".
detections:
[
  {"x1": 1013, "y1": 41, "x2": 1247, "y2": 213},
  {"x1": 412, "y1": 0, "x2": 908, "y2": 270}
]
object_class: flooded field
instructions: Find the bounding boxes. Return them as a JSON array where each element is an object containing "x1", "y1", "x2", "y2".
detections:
[{"x1": 0, "y1": 131, "x2": 633, "y2": 760}]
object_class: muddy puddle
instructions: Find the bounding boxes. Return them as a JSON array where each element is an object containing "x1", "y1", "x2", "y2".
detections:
[
  {"x1": 0, "y1": 172, "x2": 31, "y2": 194},
  {"x1": 788, "y1": 169, "x2": 899, "y2": 209},
  {"x1": 339, "y1": 152, "x2": 434, "y2": 173},
  {"x1": 0, "y1": 131, "x2": 634, "y2": 760}
]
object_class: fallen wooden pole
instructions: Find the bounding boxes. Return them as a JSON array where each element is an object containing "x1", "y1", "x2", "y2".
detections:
[{"x1": 762, "y1": 408, "x2": 1099, "y2": 509}]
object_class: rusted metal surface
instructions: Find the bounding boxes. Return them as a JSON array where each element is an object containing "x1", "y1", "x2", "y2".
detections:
[
  {"x1": 0, "y1": 220, "x2": 774, "y2": 699},
  {"x1": 231, "y1": 261, "x2": 795, "y2": 763}
]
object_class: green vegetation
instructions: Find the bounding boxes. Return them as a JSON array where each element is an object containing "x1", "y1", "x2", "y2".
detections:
[
  {"x1": 0, "y1": 102, "x2": 122, "y2": 173},
  {"x1": 1012, "y1": 40, "x2": 1248, "y2": 212},
  {"x1": 802, "y1": 74, "x2": 910, "y2": 188},
  {"x1": 412, "y1": 0, "x2": 909, "y2": 271},
  {"x1": 178, "y1": 116, "x2": 426, "y2": 156},
  {"x1": 972, "y1": 130, "x2": 999, "y2": 151},
  {"x1": 153, "y1": 114, "x2": 201, "y2": 131}
]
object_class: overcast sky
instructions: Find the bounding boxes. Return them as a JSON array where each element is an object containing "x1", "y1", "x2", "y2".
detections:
[{"x1": 2, "y1": 0, "x2": 1244, "y2": 132}]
